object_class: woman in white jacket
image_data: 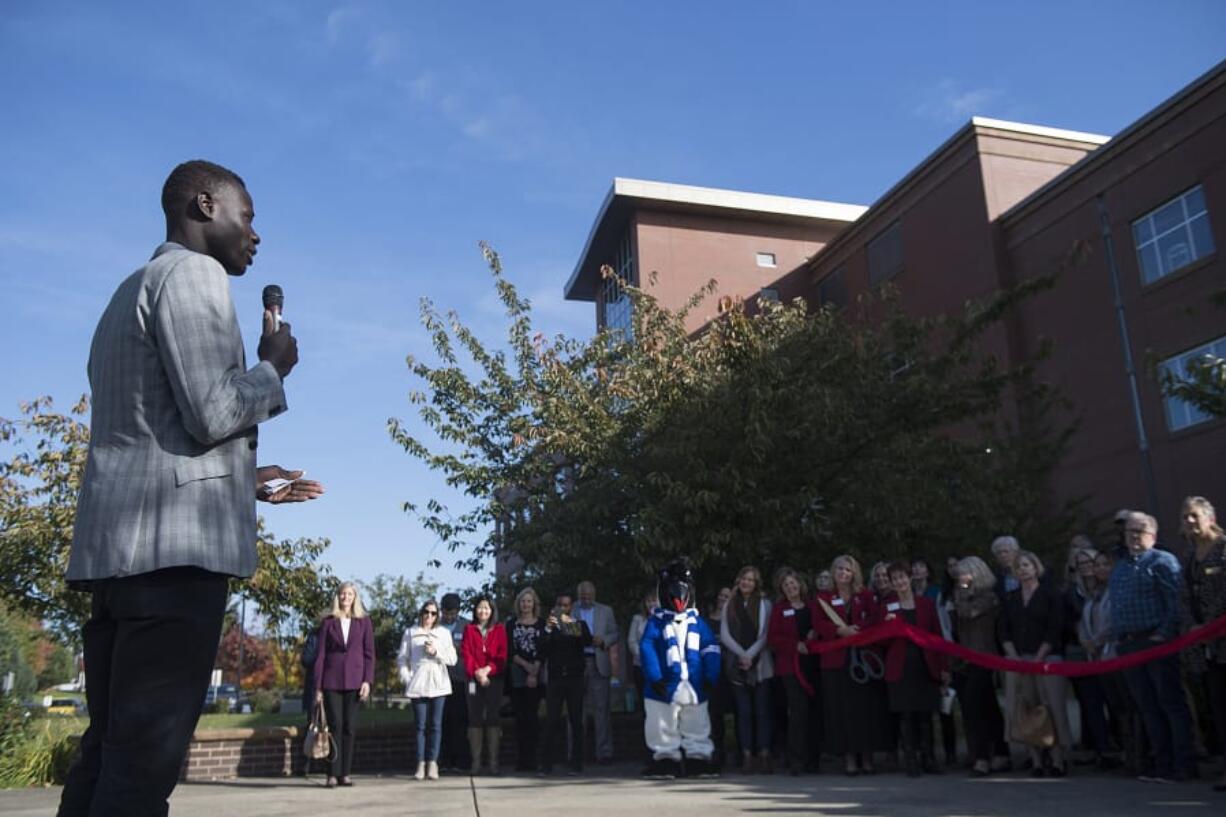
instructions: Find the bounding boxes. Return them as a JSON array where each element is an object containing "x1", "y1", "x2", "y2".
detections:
[{"x1": 397, "y1": 598, "x2": 457, "y2": 780}]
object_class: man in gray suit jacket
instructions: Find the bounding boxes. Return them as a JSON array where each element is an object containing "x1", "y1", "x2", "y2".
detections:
[
  {"x1": 57, "y1": 160, "x2": 323, "y2": 817},
  {"x1": 575, "y1": 580, "x2": 620, "y2": 763}
]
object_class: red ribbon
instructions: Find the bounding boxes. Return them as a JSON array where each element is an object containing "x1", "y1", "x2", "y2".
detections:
[{"x1": 802, "y1": 613, "x2": 1226, "y2": 677}]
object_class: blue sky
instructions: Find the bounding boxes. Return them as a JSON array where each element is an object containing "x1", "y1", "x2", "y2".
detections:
[{"x1": 2, "y1": 1, "x2": 1223, "y2": 595}]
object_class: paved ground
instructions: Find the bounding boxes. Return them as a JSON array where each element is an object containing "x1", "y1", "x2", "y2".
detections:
[{"x1": 4, "y1": 767, "x2": 1223, "y2": 816}]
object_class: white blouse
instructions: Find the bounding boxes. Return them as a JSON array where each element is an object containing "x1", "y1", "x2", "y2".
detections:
[{"x1": 396, "y1": 625, "x2": 458, "y2": 698}]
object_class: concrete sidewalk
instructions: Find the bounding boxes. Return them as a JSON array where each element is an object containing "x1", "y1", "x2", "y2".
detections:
[{"x1": 3, "y1": 767, "x2": 1221, "y2": 816}]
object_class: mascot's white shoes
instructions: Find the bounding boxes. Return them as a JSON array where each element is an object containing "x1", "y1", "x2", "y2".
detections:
[{"x1": 427, "y1": 761, "x2": 440, "y2": 780}]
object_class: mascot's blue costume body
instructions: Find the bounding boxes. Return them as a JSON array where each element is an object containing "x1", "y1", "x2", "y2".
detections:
[{"x1": 639, "y1": 560, "x2": 721, "y2": 779}]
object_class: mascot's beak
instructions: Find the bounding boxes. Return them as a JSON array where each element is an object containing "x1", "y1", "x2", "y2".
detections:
[{"x1": 672, "y1": 598, "x2": 686, "y2": 612}]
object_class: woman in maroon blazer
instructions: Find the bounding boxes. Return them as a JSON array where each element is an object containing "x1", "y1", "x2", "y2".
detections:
[
  {"x1": 313, "y1": 582, "x2": 376, "y2": 788},
  {"x1": 880, "y1": 560, "x2": 948, "y2": 777}
]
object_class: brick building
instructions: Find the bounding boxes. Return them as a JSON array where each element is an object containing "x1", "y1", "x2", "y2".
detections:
[{"x1": 566, "y1": 60, "x2": 1226, "y2": 536}]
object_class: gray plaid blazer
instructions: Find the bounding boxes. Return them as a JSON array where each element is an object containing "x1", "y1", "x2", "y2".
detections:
[{"x1": 67, "y1": 243, "x2": 287, "y2": 581}]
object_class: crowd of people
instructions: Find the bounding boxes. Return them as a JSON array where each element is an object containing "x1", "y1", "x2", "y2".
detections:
[{"x1": 310, "y1": 494, "x2": 1225, "y2": 791}]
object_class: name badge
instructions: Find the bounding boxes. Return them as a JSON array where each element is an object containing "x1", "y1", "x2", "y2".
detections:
[
  {"x1": 831, "y1": 598, "x2": 845, "y2": 607},
  {"x1": 782, "y1": 609, "x2": 795, "y2": 617},
  {"x1": 887, "y1": 602, "x2": 901, "y2": 612}
]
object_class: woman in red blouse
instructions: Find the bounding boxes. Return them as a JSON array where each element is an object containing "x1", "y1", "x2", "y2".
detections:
[
  {"x1": 811, "y1": 554, "x2": 893, "y2": 776},
  {"x1": 461, "y1": 596, "x2": 508, "y2": 775},
  {"x1": 767, "y1": 568, "x2": 819, "y2": 774},
  {"x1": 880, "y1": 560, "x2": 949, "y2": 776}
]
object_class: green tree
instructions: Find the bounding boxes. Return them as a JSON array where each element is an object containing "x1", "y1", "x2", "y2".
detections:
[
  {"x1": 392, "y1": 246, "x2": 1081, "y2": 614},
  {"x1": 0, "y1": 397, "x2": 90, "y2": 639},
  {"x1": 2, "y1": 396, "x2": 336, "y2": 665},
  {"x1": 1159, "y1": 290, "x2": 1226, "y2": 419}
]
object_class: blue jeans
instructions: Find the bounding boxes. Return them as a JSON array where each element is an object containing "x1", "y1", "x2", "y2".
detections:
[
  {"x1": 1118, "y1": 642, "x2": 1195, "y2": 777},
  {"x1": 413, "y1": 696, "x2": 446, "y2": 762},
  {"x1": 731, "y1": 681, "x2": 772, "y2": 755}
]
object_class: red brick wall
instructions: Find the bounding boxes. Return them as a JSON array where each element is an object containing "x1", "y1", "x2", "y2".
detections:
[{"x1": 180, "y1": 715, "x2": 647, "y2": 780}]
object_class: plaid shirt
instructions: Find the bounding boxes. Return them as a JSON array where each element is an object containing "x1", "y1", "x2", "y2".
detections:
[{"x1": 1109, "y1": 547, "x2": 1183, "y2": 641}]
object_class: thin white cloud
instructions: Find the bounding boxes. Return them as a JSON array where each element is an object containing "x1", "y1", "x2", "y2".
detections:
[
  {"x1": 914, "y1": 79, "x2": 1001, "y2": 123},
  {"x1": 325, "y1": 6, "x2": 360, "y2": 45},
  {"x1": 367, "y1": 31, "x2": 403, "y2": 67}
]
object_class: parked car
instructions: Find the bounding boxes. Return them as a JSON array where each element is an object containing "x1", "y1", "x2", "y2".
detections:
[
  {"x1": 204, "y1": 684, "x2": 239, "y2": 712},
  {"x1": 45, "y1": 698, "x2": 85, "y2": 716}
]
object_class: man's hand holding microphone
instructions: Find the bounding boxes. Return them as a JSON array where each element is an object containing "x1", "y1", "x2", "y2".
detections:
[{"x1": 254, "y1": 283, "x2": 324, "y2": 505}]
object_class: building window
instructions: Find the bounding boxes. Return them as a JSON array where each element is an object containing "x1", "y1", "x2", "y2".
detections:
[
  {"x1": 756, "y1": 252, "x2": 777, "y2": 268},
  {"x1": 600, "y1": 228, "x2": 636, "y2": 339},
  {"x1": 758, "y1": 287, "x2": 780, "y2": 304},
  {"x1": 1159, "y1": 333, "x2": 1226, "y2": 431},
  {"x1": 867, "y1": 221, "x2": 904, "y2": 286},
  {"x1": 817, "y1": 267, "x2": 847, "y2": 308},
  {"x1": 1132, "y1": 185, "x2": 1215, "y2": 285}
]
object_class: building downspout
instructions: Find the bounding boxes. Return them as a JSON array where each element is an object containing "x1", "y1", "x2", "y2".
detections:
[{"x1": 1096, "y1": 194, "x2": 1161, "y2": 514}]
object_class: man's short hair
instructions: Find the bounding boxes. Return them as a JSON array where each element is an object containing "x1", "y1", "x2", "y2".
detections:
[
  {"x1": 1127, "y1": 511, "x2": 1158, "y2": 534},
  {"x1": 161, "y1": 160, "x2": 245, "y2": 220},
  {"x1": 576, "y1": 580, "x2": 595, "y2": 595},
  {"x1": 990, "y1": 535, "x2": 1019, "y2": 555},
  {"x1": 1113, "y1": 508, "x2": 1133, "y2": 524},
  {"x1": 440, "y1": 592, "x2": 462, "y2": 611}
]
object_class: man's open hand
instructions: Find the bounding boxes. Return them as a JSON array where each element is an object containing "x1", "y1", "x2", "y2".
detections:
[{"x1": 256, "y1": 465, "x2": 325, "y2": 503}]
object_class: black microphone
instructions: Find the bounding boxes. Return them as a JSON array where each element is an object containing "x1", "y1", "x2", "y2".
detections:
[{"x1": 262, "y1": 284, "x2": 284, "y2": 329}]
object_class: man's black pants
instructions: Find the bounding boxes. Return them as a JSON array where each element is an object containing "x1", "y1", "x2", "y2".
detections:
[
  {"x1": 57, "y1": 568, "x2": 228, "y2": 817},
  {"x1": 542, "y1": 675, "x2": 585, "y2": 771}
]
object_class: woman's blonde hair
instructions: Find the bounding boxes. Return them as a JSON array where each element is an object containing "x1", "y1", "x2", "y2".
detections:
[
  {"x1": 328, "y1": 581, "x2": 367, "y2": 619},
  {"x1": 954, "y1": 556, "x2": 996, "y2": 593},
  {"x1": 1182, "y1": 496, "x2": 1225, "y2": 538},
  {"x1": 831, "y1": 555, "x2": 865, "y2": 594},
  {"x1": 734, "y1": 565, "x2": 763, "y2": 594},
  {"x1": 1016, "y1": 550, "x2": 1045, "y2": 578},
  {"x1": 514, "y1": 587, "x2": 541, "y2": 618}
]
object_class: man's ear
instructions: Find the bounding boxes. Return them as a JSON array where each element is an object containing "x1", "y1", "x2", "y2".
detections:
[{"x1": 193, "y1": 191, "x2": 216, "y2": 221}]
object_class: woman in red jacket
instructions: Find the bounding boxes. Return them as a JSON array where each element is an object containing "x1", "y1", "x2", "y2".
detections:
[
  {"x1": 811, "y1": 554, "x2": 892, "y2": 776},
  {"x1": 767, "y1": 568, "x2": 819, "y2": 774},
  {"x1": 461, "y1": 596, "x2": 508, "y2": 775},
  {"x1": 881, "y1": 560, "x2": 949, "y2": 777}
]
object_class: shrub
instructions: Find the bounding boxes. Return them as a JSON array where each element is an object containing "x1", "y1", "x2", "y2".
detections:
[
  {"x1": 0, "y1": 699, "x2": 78, "y2": 788},
  {"x1": 249, "y1": 689, "x2": 280, "y2": 714}
]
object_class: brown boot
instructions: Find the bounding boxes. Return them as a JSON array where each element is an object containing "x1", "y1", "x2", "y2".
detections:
[
  {"x1": 467, "y1": 727, "x2": 484, "y2": 775},
  {"x1": 487, "y1": 727, "x2": 502, "y2": 775},
  {"x1": 758, "y1": 750, "x2": 774, "y2": 775}
]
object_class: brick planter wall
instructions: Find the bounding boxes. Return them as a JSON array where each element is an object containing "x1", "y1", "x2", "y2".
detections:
[{"x1": 180, "y1": 713, "x2": 647, "y2": 781}]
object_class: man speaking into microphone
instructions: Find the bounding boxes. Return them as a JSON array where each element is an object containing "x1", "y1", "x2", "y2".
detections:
[{"x1": 57, "y1": 160, "x2": 323, "y2": 817}]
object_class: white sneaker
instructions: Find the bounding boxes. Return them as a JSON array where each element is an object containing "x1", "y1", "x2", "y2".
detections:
[
  {"x1": 427, "y1": 760, "x2": 439, "y2": 780},
  {"x1": 414, "y1": 761, "x2": 426, "y2": 780}
]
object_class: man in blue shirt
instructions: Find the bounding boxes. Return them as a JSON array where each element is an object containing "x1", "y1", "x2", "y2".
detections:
[{"x1": 1109, "y1": 511, "x2": 1195, "y2": 782}]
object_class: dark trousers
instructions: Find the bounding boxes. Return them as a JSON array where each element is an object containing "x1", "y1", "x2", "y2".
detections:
[
  {"x1": 322, "y1": 689, "x2": 359, "y2": 778},
  {"x1": 510, "y1": 686, "x2": 541, "y2": 770},
  {"x1": 1199, "y1": 664, "x2": 1226, "y2": 762},
  {"x1": 781, "y1": 675, "x2": 813, "y2": 769},
  {"x1": 1119, "y1": 643, "x2": 1196, "y2": 777},
  {"x1": 1071, "y1": 675, "x2": 1111, "y2": 753},
  {"x1": 440, "y1": 684, "x2": 470, "y2": 768},
  {"x1": 57, "y1": 568, "x2": 228, "y2": 817},
  {"x1": 732, "y1": 681, "x2": 772, "y2": 756},
  {"x1": 708, "y1": 674, "x2": 731, "y2": 766},
  {"x1": 960, "y1": 667, "x2": 1005, "y2": 764},
  {"x1": 543, "y1": 676, "x2": 584, "y2": 771}
]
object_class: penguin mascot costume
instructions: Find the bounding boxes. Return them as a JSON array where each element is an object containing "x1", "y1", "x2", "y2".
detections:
[{"x1": 640, "y1": 559, "x2": 721, "y2": 779}]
